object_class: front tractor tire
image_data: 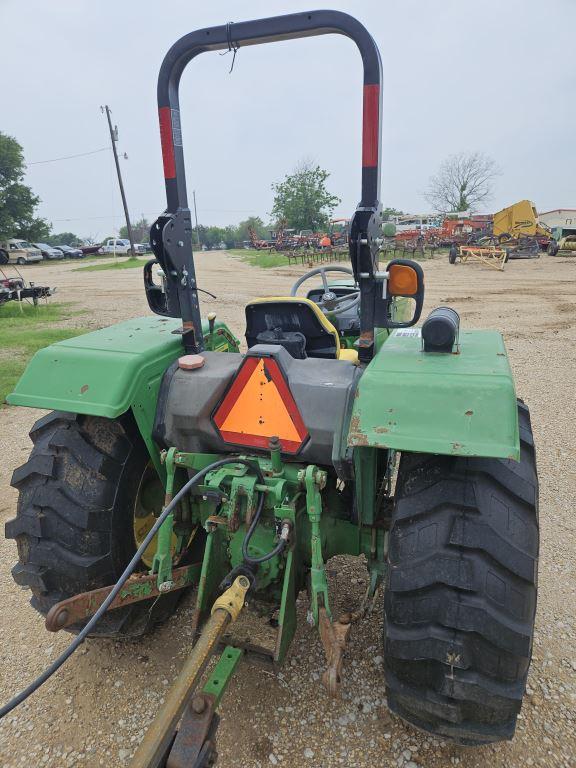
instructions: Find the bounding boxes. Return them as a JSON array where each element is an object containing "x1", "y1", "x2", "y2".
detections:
[
  {"x1": 6, "y1": 411, "x2": 181, "y2": 638},
  {"x1": 384, "y1": 402, "x2": 538, "y2": 745}
]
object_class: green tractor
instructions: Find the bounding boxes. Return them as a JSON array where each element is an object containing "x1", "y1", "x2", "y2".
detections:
[{"x1": 3, "y1": 10, "x2": 538, "y2": 763}]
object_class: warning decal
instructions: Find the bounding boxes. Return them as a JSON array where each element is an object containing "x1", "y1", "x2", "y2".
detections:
[{"x1": 213, "y1": 356, "x2": 308, "y2": 454}]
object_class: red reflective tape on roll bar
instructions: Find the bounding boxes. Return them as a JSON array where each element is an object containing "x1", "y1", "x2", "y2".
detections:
[
  {"x1": 362, "y1": 84, "x2": 379, "y2": 168},
  {"x1": 158, "y1": 107, "x2": 176, "y2": 179}
]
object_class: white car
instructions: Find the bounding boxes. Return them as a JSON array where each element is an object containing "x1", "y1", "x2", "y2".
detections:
[{"x1": 99, "y1": 238, "x2": 145, "y2": 255}]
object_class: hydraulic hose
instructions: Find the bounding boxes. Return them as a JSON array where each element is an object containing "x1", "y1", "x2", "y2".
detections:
[
  {"x1": 240, "y1": 463, "x2": 288, "y2": 565},
  {"x1": 242, "y1": 498, "x2": 288, "y2": 564},
  {"x1": 0, "y1": 456, "x2": 271, "y2": 720}
]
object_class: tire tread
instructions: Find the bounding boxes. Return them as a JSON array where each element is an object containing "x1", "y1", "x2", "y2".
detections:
[{"x1": 383, "y1": 401, "x2": 539, "y2": 744}]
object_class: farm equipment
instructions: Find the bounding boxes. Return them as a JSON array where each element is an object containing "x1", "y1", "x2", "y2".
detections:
[
  {"x1": 327, "y1": 218, "x2": 350, "y2": 247},
  {"x1": 450, "y1": 243, "x2": 509, "y2": 270},
  {"x1": 549, "y1": 234, "x2": 576, "y2": 255},
  {"x1": 2, "y1": 9, "x2": 539, "y2": 765},
  {"x1": 493, "y1": 199, "x2": 551, "y2": 249},
  {"x1": 504, "y1": 236, "x2": 541, "y2": 260},
  {"x1": 431, "y1": 215, "x2": 491, "y2": 247},
  {"x1": 247, "y1": 226, "x2": 269, "y2": 250},
  {"x1": 0, "y1": 266, "x2": 55, "y2": 305}
]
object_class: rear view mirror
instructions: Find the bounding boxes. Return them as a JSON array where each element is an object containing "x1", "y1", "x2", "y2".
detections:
[
  {"x1": 143, "y1": 259, "x2": 170, "y2": 316},
  {"x1": 383, "y1": 258, "x2": 424, "y2": 328}
]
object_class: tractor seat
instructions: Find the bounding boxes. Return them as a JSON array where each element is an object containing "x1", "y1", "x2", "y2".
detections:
[{"x1": 245, "y1": 297, "x2": 358, "y2": 363}]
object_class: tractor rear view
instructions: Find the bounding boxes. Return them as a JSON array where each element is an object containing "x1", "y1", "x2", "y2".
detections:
[{"x1": 2, "y1": 10, "x2": 538, "y2": 765}]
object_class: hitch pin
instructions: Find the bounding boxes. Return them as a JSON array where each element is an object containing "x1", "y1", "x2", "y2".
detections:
[{"x1": 359, "y1": 270, "x2": 390, "y2": 298}]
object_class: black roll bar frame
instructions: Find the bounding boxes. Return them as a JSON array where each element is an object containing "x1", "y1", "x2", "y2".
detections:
[{"x1": 149, "y1": 10, "x2": 383, "y2": 357}]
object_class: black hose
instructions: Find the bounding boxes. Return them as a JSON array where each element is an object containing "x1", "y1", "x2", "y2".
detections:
[
  {"x1": 0, "y1": 456, "x2": 265, "y2": 720},
  {"x1": 240, "y1": 464, "x2": 287, "y2": 565}
]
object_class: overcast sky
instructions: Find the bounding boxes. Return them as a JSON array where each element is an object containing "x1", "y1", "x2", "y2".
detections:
[{"x1": 2, "y1": 0, "x2": 575, "y2": 240}]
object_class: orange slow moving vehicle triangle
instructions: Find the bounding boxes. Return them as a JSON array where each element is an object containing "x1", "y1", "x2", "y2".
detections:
[{"x1": 213, "y1": 356, "x2": 308, "y2": 454}]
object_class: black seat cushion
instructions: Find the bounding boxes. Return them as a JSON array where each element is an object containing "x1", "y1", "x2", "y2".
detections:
[
  {"x1": 245, "y1": 300, "x2": 338, "y2": 359},
  {"x1": 255, "y1": 328, "x2": 307, "y2": 359}
]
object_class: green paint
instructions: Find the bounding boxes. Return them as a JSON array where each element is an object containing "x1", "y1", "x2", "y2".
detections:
[
  {"x1": 0, "y1": 302, "x2": 89, "y2": 406},
  {"x1": 352, "y1": 447, "x2": 378, "y2": 526},
  {"x1": 8, "y1": 315, "x2": 239, "y2": 417},
  {"x1": 195, "y1": 527, "x2": 229, "y2": 622},
  {"x1": 275, "y1": 549, "x2": 297, "y2": 664},
  {"x1": 117, "y1": 564, "x2": 200, "y2": 600},
  {"x1": 7, "y1": 315, "x2": 239, "y2": 475},
  {"x1": 135, "y1": 447, "x2": 389, "y2": 665},
  {"x1": 270, "y1": 439, "x2": 283, "y2": 475},
  {"x1": 202, "y1": 646, "x2": 243, "y2": 707},
  {"x1": 229, "y1": 524, "x2": 280, "y2": 589},
  {"x1": 151, "y1": 513, "x2": 174, "y2": 587},
  {"x1": 7, "y1": 316, "x2": 182, "y2": 415},
  {"x1": 304, "y1": 465, "x2": 331, "y2": 624},
  {"x1": 348, "y1": 329, "x2": 520, "y2": 460},
  {"x1": 151, "y1": 448, "x2": 178, "y2": 587},
  {"x1": 119, "y1": 582, "x2": 153, "y2": 600}
]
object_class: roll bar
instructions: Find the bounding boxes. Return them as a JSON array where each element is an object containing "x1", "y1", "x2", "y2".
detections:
[{"x1": 149, "y1": 10, "x2": 383, "y2": 358}]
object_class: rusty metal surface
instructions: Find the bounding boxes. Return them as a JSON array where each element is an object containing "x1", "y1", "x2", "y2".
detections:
[
  {"x1": 45, "y1": 564, "x2": 200, "y2": 632},
  {"x1": 318, "y1": 608, "x2": 351, "y2": 697},
  {"x1": 166, "y1": 693, "x2": 218, "y2": 768}
]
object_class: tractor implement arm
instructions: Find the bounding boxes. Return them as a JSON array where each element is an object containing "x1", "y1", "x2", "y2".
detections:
[
  {"x1": 130, "y1": 576, "x2": 249, "y2": 768},
  {"x1": 149, "y1": 10, "x2": 383, "y2": 354}
]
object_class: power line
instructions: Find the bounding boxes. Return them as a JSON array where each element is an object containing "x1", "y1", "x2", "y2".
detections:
[
  {"x1": 28, "y1": 147, "x2": 110, "y2": 165},
  {"x1": 0, "y1": 147, "x2": 111, "y2": 173},
  {"x1": 51, "y1": 208, "x2": 262, "y2": 222}
]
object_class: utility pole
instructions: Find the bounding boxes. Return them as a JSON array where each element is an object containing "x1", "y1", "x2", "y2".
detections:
[
  {"x1": 101, "y1": 105, "x2": 136, "y2": 257},
  {"x1": 193, "y1": 189, "x2": 201, "y2": 249}
]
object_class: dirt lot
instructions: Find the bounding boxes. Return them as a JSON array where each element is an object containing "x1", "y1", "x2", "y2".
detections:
[{"x1": 0, "y1": 251, "x2": 575, "y2": 768}]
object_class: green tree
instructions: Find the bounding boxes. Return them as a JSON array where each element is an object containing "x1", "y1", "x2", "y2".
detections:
[
  {"x1": 382, "y1": 207, "x2": 404, "y2": 221},
  {"x1": 271, "y1": 161, "x2": 340, "y2": 232},
  {"x1": 47, "y1": 232, "x2": 80, "y2": 246},
  {"x1": 194, "y1": 218, "x2": 270, "y2": 250},
  {"x1": 197, "y1": 225, "x2": 228, "y2": 249},
  {"x1": 235, "y1": 216, "x2": 268, "y2": 243},
  {"x1": 120, "y1": 217, "x2": 150, "y2": 244},
  {"x1": 0, "y1": 132, "x2": 51, "y2": 241}
]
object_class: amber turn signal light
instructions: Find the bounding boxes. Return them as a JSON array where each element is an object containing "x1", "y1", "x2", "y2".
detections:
[{"x1": 388, "y1": 264, "x2": 419, "y2": 296}]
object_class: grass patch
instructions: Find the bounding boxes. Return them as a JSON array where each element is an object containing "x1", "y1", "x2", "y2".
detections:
[
  {"x1": 228, "y1": 248, "x2": 294, "y2": 269},
  {"x1": 74, "y1": 256, "x2": 148, "y2": 273},
  {"x1": 0, "y1": 301, "x2": 81, "y2": 324},
  {"x1": 0, "y1": 302, "x2": 87, "y2": 404},
  {"x1": 230, "y1": 246, "x2": 447, "y2": 268}
]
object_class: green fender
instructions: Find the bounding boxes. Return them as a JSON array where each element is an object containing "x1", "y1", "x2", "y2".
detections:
[
  {"x1": 347, "y1": 328, "x2": 520, "y2": 461},
  {"x1": 7, "y1": 315, "x2": 239, "y2": 472}
]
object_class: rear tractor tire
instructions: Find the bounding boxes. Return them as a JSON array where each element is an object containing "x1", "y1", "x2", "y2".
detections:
[
  {"x1": 383, "y1": 401, "x2": 538, "y2": 745},
  {"x1": 5, "y1": 411, "x2": 186, "y2": 638}
]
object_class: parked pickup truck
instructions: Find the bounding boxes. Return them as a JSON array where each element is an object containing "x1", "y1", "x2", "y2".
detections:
[
  {"x1": 99, "y1": 238, "x2": 146, "y2": 255},
  {"x1": 0, "y1": 239, "x2": 43, "y2": 265}
]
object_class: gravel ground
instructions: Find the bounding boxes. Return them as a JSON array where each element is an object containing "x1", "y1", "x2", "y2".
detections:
[{"x1": 0, "y1": 251, "x2": 575, "y2": 768}]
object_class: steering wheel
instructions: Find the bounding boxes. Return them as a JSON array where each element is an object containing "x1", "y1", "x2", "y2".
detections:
[{"x1": 290, "y1": 266, "x2": 360, "y2": 316}]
